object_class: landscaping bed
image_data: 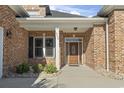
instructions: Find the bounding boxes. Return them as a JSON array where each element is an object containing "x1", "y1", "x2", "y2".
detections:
[
  {"x1": 96, "y1": 67, "x2": 124, "y2": 80},
  {"x1": 8, "y1": 63, "x2": 58, "y2": 78}
]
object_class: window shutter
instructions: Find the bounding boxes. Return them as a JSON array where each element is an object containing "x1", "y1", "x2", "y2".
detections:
[{"x1": 29, "y1": 37, "x2": 33, "y2": 58}]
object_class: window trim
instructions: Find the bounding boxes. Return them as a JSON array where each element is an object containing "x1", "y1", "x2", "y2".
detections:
[{"x1": 33, "y1": 36, "x2": 55, "y2": 59}]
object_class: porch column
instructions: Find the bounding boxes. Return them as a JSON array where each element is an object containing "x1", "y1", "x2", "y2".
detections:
[
  {"x1": 43, "y1": 33, "x2": 46, "y2": 57},
  {"x1": 55, "y1": 27, "x2": 60, "y2": 70},
  {"x1": 0, "y1": 27, "x2": 3, "y2": 78}
]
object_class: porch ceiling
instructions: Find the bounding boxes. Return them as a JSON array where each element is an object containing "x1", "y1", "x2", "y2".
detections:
[{"x1": 17, "y1": 18, "x2": 107, "y2": 32}]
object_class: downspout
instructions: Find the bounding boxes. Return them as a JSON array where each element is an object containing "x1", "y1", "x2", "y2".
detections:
[{"x1": 105, "y1": 20, "x2": 109, "y2": 72}]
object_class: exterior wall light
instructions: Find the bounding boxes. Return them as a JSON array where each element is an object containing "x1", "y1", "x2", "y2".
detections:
[{"x1": 6, "y1": 29, "x2": 12, "y2": 39}]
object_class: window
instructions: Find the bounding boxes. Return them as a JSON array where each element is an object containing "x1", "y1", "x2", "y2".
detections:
[
  {"x1": 34, "y1": 37, "x2": 54, "y2": 58},
  {"x1": 35, "y1": 38, "x2": 43, "y2": 57},
  {"x1": 45, "y1": 38, "x2": 54, "y2": 57}
]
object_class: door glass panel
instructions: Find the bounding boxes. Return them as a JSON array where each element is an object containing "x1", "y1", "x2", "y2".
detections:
[{"x1": 70, "y1": 43, "x2": 78, "y2": 55}]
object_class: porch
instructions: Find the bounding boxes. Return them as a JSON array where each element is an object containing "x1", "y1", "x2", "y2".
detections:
[{"x1": 12, "y1": 17, "x2": 108, "y2": 72}]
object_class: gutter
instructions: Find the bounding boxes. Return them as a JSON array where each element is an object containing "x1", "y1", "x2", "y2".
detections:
[{"x1": 16, "y1": 17, "x2": 107, "y2": 20}]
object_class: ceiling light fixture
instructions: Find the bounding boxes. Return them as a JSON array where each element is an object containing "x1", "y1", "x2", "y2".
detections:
[{"x1": 74, "y1": 27, "x2": 78, "y2": 31}]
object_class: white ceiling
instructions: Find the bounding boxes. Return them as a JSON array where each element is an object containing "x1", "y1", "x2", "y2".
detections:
[{"x1": 17, "y1": 18, "x2": 107, "y2": 32}]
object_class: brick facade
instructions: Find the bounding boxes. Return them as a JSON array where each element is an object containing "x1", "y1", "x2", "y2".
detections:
[
  {"x1": 23, "y1": 5, "x2": 47, "y2": 16},
  {"x1": 84, "y1": 25, "x2": 106, "y2": 70},
  {"x1": 1, "y1": 5, "x2": 124, "y2": 76},
  {"x1": 108, "y1": 10, "x2": 124, "y2": 74},
  {"x1": 84, "y1": 28, "x2": 95, "y2": 69},
  {"x1": 0, "y1": 6, "x2": 28, "y2": 76}
]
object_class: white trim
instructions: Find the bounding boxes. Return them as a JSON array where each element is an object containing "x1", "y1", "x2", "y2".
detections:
[
  {"x1": 17, "y1": 18, "x2": 108, "y2": 31},
  {"x1": 65, "y1": 38, "x2": 82, "y2": 42},
  {"x1": 65, "y1": 37, "x2": 83, "y2": 42},
  {"x1": 55, "y1": 27, "x2": 60, "y2": 70},
  {"x1": 68, "y1": 43, "x2": 69, "y2": 65},
  {"x1": 64, "y1": 41, "x2": 66, "y2": 65},
  {"x1": 43, "y1": 33, "x2": 46, "y2": 57},
  {"x1": 17, "y1": 18, "x2": 108, "y2": 21},
  {"x1": 0, "y1": 27, "x2": 3, "y2": 78},
  {"x1": 78, "y1": 42, "x2": 80, "y2": 65},
  {"x1": 65, "y1": 37, "x2": 83, "y2": 65},
  {"x1": 82, "y1": 38, "x2": 84, "y2": 64},
  {"x1": 68, "y1": 43, "x2": 70, "y2": 65}
]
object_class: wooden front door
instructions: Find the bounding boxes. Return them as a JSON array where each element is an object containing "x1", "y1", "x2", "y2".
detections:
[{"x1": 68, "y1": 43, "x2": 79, "y2": 65}]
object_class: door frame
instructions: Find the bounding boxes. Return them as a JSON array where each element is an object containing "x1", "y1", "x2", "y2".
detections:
[
  {"x1": 64, "y1": 37, "x2": 83, "y2": 65},
  {"x1": 0, "y1": 27, "x2": 3, "y2": 78}
]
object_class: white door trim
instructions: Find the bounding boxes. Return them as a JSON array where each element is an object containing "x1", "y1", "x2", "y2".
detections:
[
  {"x1": 65, "y1": 37, "x2": 83, "y2": 65},
  {"x1": 0, "y1": 27, "x2": 3, "y2": 78}
]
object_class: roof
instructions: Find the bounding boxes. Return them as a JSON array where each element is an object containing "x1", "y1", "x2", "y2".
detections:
[
  {"x1": 97, "y1": 5, "x2": 124, "y2": 17},
  {"x1": 9, "y1": 5, "x2": 29, "y2": 17},
  {"x1": 46, "y1": 10, "x2": 86, "y2": 18},
  {"x1": 9, "y1": 5, "x2": 86, "y2": 18},
  {"x1": 9, "y1": 5, "x2": 124, "y2": 18}
]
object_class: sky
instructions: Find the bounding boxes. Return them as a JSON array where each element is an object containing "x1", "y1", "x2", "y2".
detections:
[{"x1": 50, "y1": 5, "x2": 102, "y2": 17}]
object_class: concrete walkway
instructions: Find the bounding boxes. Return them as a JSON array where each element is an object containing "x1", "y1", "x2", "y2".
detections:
[
  {"x1": 57, "y1": 65, "x2": 124, "y2": 88},
  {"x1": 1, "y1": 65, "x2": 124, "y2": 88}
]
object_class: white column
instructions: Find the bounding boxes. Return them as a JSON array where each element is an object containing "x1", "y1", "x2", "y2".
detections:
[
  {"x1": 55, "y1": 27, "x2": 60, "y2": 70},
  {"x1": 43, "y1": 33, "x2": 46, "y2": 57},
  {"x1": 0, "y1": 27, "x2": 3, "y2": 78},
  {"x1": 106, "y1": 21, "x2": 109, "y2": 72}
]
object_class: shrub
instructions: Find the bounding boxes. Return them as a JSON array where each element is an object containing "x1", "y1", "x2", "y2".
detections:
[
  {"x1": 32, "y1": 64, "x2": 44, "y2": 73},
  {"x1": 44, "y1": 64, "x2": 57, "y2": 74},
  {"x1": 16, "y1": 63, "x2": 29, "y2": 74}
]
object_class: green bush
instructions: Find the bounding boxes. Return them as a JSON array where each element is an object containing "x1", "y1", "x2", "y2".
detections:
[
  {"x1": 16, "y1": 63, "x2": 29, "y2": 74},
  {"x1": 44, "y1": 64, "x2": 57, "y2": 74},
  {"x1": 32, "y1": 64, "x2": 44, "y2": 73}
]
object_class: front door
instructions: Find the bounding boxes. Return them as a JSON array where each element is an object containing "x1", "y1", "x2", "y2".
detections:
[{"x1": 68, "y1": 43, "x2": 79, "y2": 65}]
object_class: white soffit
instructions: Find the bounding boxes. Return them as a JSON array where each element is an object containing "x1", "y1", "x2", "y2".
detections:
[{"x1": 17, "y1": 18, "x2": 107, "y2": 31}]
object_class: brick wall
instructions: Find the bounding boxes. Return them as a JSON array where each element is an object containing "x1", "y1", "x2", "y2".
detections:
[
  {"x1": 84, "y1": 28, "x2": 95, "y2": 69},
  {"x1": 84, "y1": 25, "x2": 106, "y2": 70},
  {"x1": 23, "y1": 5, "x2": 46, "y2": 16},
  {"x1": 60, "y1": 31, "x2": 64, "y2": 67},
  {"x1": 108, "y1": 11, "x2": 116, "y2": 72},
  {"x1": 108, "y1": 10, "x2": 124, "y2": 74},
  {"x1": 93, "y1": 24, "x2": 106, "y2": 69},
  {"x1": 0, "y1": 6, "x2": 28, "y2": 76}
]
